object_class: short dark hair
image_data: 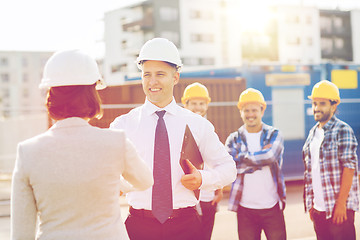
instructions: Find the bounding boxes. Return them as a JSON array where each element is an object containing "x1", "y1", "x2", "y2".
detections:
[
  {"x1": 46, "y1": 84, "x2": 103, "y2": 120},
  {"x1": 140, "y1": 60, "x2": 179, "y2": 71}
]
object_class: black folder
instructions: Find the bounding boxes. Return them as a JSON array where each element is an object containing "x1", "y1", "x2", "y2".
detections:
[{"x1": 180, "y1": 125, "x2": 204, "y2": 199}]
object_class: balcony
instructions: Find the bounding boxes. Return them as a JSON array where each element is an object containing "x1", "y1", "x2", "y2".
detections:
[{"x1": 123, "y1": 13, "x2": 154, "y2": 32}]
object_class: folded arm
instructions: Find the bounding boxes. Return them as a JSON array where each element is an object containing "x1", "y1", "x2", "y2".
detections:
[{"x1": 243, "y1": 130, "x2": 284, "y2": 167}]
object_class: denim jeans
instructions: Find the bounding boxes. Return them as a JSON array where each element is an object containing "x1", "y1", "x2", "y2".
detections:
[
  {"x1": 236, "y1": 202, "x2": 286, "y2": 240},
  {"x1": 311, "y1": 208, "x2": 355, "y2": 240}
]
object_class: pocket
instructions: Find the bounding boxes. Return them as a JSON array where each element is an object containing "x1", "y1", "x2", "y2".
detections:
[
  {"x1": 322, "y1": 141, "x2": 336, "y2": 150},
  {"x1": 321, "y1": 141, "x2": 338, "y2": 165}
]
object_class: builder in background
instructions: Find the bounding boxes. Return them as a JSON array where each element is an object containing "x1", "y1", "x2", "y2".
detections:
[
  {"x1": 182, "y1": 82, "x2": 223, "y2": 240},
  {"x1": 303, "y1": 80, "x2": 359, "y2": 240},
  {"x1": 225, "y1": 88, "x2": 286, "y2": 240}
]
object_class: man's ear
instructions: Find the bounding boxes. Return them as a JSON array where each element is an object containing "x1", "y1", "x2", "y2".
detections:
[
  {"x1": 173, "y1": 72, "x2": 180, "y2": 85},
  {"x1": 330, "y1": 104, "x2": 337, "y2": 115}
]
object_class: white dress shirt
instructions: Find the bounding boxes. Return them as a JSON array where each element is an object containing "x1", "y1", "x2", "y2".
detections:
[{"x1": 110, "y1": 98, "x2": 236, "y2": 210}]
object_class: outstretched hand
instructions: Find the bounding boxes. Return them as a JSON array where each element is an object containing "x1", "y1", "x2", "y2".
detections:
[{"x1": 181, "y1": 159, "x2": 202, "y2": 190}]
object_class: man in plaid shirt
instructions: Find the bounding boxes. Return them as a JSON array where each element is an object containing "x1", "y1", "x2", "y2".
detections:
[
  {"x1": 225, "y1": 88, "x2": 286, "y2": 240},
  {"x1": 303, "y1": 80, "x2": 359, "y2": 240}
]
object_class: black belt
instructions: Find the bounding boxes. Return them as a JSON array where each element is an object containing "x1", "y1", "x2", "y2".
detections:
[{"x1": 129, "y1": 206, "x2": 196, "y2": 220}]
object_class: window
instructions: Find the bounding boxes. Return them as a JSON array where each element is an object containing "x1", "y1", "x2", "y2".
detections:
[
  {"x1": 183, "y1": 58, "x2": 199, "y2": 65},
  {"x1": 307, "y1": 37, "x2": 313, "y2": 46},
  {"x1": 23, "y1": 88, "x2": 29, "y2": 98},
  {"x1": 320, "y1": 17, "x2": 332, "y2": 33},
  {"x1": 3, "y1": 103, "x2": 11, "y2": 118},
  {"x1": 200, "y1": 58, "x2": 215, "y2": 65},
  {"x1": 334, "y1": 38, "x2": 344, "y2": 49},
  {"x1": 321, "y1": 38, "x2": 333, "y2": 54},
  {"x1": 23, "y1": 73, "x2": 29, "y2": 83},
  {"x1": 22, "y1": 57, "x2": 28, "y2": 67},
  {"x1": 120, "y1": 17, "x2": 128, "y2": 25},
  {"x1": 111, "y1": 63, "x2": 127, "y2": 73},
  {"x1": 190, "y1": 10, "x2": 201, "y2": 19},
  {"x1": 159, "y1": 7, "x2": 178, "y2": 21},
  {"x1": 1, "y1": 73, "x2": 9, "y2": 83},
  {"x1": 306, "y1": 16, "x2": 312, "y2": 24},
  {"x1": 2, "y1": 89, "x2": 9, "y2": 98},
  {"x1": 287, "y1": 36, "x2": 301, "y2": 45},
  {"x1": 121, "y1": 40, "x2": 127, "y2": 49},
  {"x1": 189, "y1": 10, "x2": 213, "y2": 20},
  {"x1": 0, "y1": 58, "x2": 8, "y2": 66},
  {"x1": 333, "y1": 16, "x2": 343, "y2": 29},
  {"x1": 286, "y1": 15, "x2": 300, "y2": 24},
  {"x1": 190, "y1": 34, "x2": 214, "y2": 43}
]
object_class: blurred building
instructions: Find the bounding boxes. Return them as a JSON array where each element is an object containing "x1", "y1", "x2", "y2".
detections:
[
  {"x1": 320, "y1": 9, "x2": 353, "y2": 61},
  {"x1": 103, "y1": 0, "x2": 242, "y2": 85},
  {"x1": 351, "y1": 10, "x2": 360, "y2": 63},
  {"x1": 0, "y1": 51, "x2": 52, "y2": 118},
  {"x1": 276, "y1": 6, "x2": 321, "y2": 64},
  {"x1": 103, "y1": 0, "x2": 360, "y2": 84},
  {"x1": 0, "y1": 51, "x2": 52, "y2": 173}
]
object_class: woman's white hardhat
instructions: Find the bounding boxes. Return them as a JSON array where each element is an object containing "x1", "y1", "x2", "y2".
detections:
[{"x1": 39, "y1": 49, "x2": 106, "y2": 90}]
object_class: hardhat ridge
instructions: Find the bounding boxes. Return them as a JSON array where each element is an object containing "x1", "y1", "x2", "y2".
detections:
[
  {"x1": 136, "y1": 38, "x2": 182, "y2": 72},
  {"x1": 237, "y1": 88, "x2": 267, "y2": 110},
  {"x1": 181, "y1": 82, "x2": 211, "y2": 105},
  {"x1": 39, "y1": 49, "x2": 105, "y2": 90}
]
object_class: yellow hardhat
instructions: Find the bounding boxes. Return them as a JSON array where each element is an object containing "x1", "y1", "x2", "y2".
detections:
[
  {"x1": 181, "y1": 82, "x2": 211, "y2": 105},
  {"x1": 237, "y1": 88, "x2": 267, "y2": 110},
  {"x1": 308, "y1": 80, "x2": 340, "y2": 105}
]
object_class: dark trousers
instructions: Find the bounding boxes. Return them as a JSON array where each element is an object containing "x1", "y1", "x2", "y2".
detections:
[
  {"x1": 311, "y1": 208, "x2": 356, "y2": 240},
  {"x1": 236, "y1": 203, "x2": 286, "y2": 240},
  {"x1": 125, "y1": 207, "x2": 202, "y2": 240},
  {"x1": 200, "y1": 201, "x2": 217, "y2": 240}
]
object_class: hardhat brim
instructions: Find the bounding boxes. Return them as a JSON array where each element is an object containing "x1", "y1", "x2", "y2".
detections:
[
  {"x1": 307, "y1": 95, "x2": 340, "y2": 105},
  {"x1": 39, "y1": 78, "x2": 106, "y2": 90}
]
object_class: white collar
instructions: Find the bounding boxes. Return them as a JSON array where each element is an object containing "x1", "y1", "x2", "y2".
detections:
[{"x1": 143, "y1": 97, "x2": 179, "y2": 117}]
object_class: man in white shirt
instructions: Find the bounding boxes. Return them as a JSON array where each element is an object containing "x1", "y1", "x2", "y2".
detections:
[
  {"x1": 182, "y1": 82, "x2": 223, "y2": 240},
  {"x1": 225, "y1": 88, "x2": 286, "y2": 240},
  {"x1": 110, "y1": 38, "x2": 236, "y2": 240}
]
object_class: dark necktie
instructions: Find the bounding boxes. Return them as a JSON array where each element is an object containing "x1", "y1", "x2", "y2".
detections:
[{"x1": 152, "y1": 110, "x2": 173, "y2": 223}]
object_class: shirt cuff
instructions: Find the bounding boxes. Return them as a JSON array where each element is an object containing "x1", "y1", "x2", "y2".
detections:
[{"x1": 198, "y1": 169, "x2": 215, "y2": 191}]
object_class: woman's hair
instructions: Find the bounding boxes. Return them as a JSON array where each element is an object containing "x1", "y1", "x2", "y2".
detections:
[{"x1": 46, "y1": 83, "x2": 103, "y2": 120}]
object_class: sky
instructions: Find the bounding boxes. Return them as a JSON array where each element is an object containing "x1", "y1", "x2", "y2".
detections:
[
  {"x1": 0, "y1": 0, "x2": 141, "y2": 58},
  {"x1": 1, "y1": 0, "x2": 360, "y2": 59}
]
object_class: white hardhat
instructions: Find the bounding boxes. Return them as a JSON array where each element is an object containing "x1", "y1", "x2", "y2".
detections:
[
  {"x1": 39, "y1": 49, "x2": 106, "y2": 90},
  {"x1": 136, "y1": 38, "x2": 182, "y2": 72}
]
